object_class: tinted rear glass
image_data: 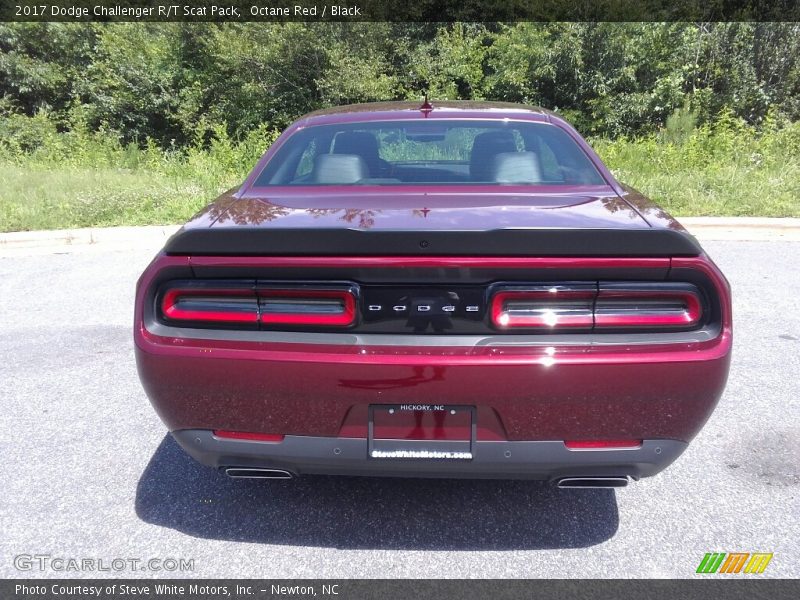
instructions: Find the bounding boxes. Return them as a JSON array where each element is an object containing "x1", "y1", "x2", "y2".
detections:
[{"x1": 253, "y1": 120, "x2": 605, "y2": 187}]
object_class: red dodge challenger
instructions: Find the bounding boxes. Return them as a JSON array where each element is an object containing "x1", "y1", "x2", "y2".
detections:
[{"x1": 135, "y1": 101, "x2": 732, "y2": 487}]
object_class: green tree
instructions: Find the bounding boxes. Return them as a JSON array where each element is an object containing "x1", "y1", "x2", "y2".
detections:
[{"x1": 0, "y1": 23, "x2": 95, "y2": 116}]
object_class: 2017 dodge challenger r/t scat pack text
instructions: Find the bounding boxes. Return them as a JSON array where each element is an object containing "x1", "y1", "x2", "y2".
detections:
[{"x1": 135, "y1": 101, "x2": 732, "y2": 487}]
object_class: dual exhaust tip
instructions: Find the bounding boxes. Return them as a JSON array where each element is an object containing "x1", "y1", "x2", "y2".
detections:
[
  {"x1": 224, "y1": 467, "x2": 294, "y2": 479},
  {"x1": 556, "y1": 476, "x2": 629, "y2": 489}
]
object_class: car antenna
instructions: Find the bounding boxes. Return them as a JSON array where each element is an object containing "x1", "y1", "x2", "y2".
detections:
[{"x1": 419, "y1": 94, "x2": 433, "y2": 117}]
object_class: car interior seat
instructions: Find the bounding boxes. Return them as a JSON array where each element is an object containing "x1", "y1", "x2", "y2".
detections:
[
  {"x1": 490, "y1": 152, "x2": 543, "y2": 184},
  {"x1": 469, "y1": 131, "x2": 518, "y2": 182},
  {"x1": 312, "y1": 154, "x2": 369, "y2": 184},
  {"x1": 332, "y1": 131, "x2": 391, "y2": 176}
]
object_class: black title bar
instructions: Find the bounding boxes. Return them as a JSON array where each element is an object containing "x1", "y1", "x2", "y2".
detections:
[
  {"x1": 3, "y1": 579, "x2": 800, "y2": 600},
  {"x1": 3, "y1": 0, "x2": 800, "y2": 22}
]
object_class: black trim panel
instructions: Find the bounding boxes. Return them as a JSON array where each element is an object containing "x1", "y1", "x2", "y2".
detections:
[
  {"x1": 173, "y1": 430, "x2": 688, "y2": 481},
  {"x1": 164, "y1": 227, "x2": 703, "y2": 257}
]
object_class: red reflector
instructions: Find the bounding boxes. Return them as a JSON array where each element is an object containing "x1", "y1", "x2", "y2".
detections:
[
  {"x1": 490, "y1": 287, "x2": 595, "y2": 329},
  {"x1": 161, "y1": 288, "x2": 259, "y2": 323},
  {"x1": 565, "y1": 440, "x2": 642, "y2": 450},
  {"x1": 258, "y1": 288, "x2": 356, "y2": 327},
  {"x1": 213, "y1": 430, "x2": 285, "y2": 443}
]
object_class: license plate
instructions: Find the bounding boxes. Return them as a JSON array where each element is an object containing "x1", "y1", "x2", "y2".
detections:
[{"x1": 368, "y1": 404, "x2": 475, "y2": 460}]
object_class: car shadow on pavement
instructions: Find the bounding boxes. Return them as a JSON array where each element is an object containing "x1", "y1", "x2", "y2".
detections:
[{"x1": 135, "y1": 435, "x2": 619, "y2": 550}]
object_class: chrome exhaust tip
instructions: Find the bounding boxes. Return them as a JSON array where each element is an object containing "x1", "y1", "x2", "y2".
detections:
[
  {"x1": 557, "y1": 476, "x2": 629, "y2": 489},
  {"x1": 224, "y1": 468, "x2": 294, "y2": 479}
]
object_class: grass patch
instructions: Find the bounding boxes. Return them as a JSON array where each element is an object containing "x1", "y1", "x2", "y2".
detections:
[
  {"x1": 1, "y1": 113, "x2": 798, "y2": 232},
  {"x1": 0, "y1": 120, "x2": 275, "y2": 232},
  {"x1": 0, "y1": 163, "x2": 220, "y2": 231},
  {"x1": 593, "y1": 113, "x2": 800, "y2": 217}
]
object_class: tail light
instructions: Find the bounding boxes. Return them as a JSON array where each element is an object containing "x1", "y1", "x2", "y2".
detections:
[
  {"x1": 160, "y1": 282, "x2": 259, "y2": 324},
  {"x1": 594, "y1": 283, "x2": 703, "y2": 330},
  {"x1": 490, "y1": 283, "x2": 704, "y2": 332},
  {"x1": 159, "y1": 281, "x2": 357, "y2": 328},
  {"x1": 258, "y1": 287, "x2": 356, "y2": 327},
  {"x1": 490, "y1": 285, "x2": 595, "y2": 329},
  {"x1": 159, "y1": 280, "x2": 704, "y2": 333}
]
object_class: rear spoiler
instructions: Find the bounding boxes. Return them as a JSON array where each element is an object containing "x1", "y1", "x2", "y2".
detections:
[{"x1": 164, "y1": 227, "x2": 703, "y2": 257}]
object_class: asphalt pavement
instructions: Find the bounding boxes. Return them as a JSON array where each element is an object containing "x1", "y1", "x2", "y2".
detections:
[{"x1": 1, "y1": 240, "x2": 798, "y2": 578}]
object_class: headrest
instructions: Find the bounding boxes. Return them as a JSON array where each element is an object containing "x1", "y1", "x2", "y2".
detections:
[
  {"x1": 469, "y1": 131, "x2": 518, "y2": 180},
  {"x1": 312, "y1": 154, "x2": 369, "y2": 184},
  {"x1": 333, "y1": 132, "x2": 380, "y2": 158},
  {"x1": 490, "y1": 152, "x2": 542, "y2": 183}
]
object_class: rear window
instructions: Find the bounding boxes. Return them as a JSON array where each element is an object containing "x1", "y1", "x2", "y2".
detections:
[{"x1": 253, "y1": 120, "x2": 606, "y2": 187}]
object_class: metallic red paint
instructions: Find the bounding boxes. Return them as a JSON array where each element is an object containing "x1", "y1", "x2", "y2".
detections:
[{"x1": 135, "y1": 253, "x2": 732, "y2": 443}]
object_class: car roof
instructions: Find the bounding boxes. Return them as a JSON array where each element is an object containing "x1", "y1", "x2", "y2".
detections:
[{"x1": 296, "y1": 100, "x2": 558, "y2": 127}]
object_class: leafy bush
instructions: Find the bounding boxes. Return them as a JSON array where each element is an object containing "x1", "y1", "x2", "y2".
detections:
[
  {"x1": 2, "y1": 22, "x2": 799, "y2": 144},
  {"x1": 0, "y1": 109, "x2": 59, "y2": 153},
  {"x1": 661, "y1": 105, "x2": 698, "y2": 145},
  {"x1": 593, "y1": 110, "x2": 800, "y2": 216}
]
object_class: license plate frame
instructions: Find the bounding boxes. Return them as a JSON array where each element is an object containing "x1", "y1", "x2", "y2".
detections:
[{"x1": 367, "y1": 404, "x2": 476, "y2": 460}]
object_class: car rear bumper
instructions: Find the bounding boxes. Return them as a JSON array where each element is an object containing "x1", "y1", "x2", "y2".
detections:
[
  {"x1": 136, "y1": 336, "x2": 731, "y2": 443},
  {"x1": 173, "y1": 429, "x2": 688, "y2": 481}
]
